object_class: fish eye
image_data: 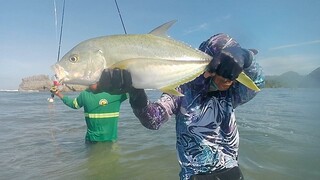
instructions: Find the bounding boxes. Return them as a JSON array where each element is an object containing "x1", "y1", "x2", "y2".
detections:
[{"x1": 69, "y1": 55, "x2": 79, "y2": 63}]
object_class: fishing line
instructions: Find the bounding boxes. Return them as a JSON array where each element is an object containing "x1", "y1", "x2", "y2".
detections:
[
  {"x1": 52, "y1": 0, "x2": 74, "y2": 94},
  {"x1": 53, "y1": 0, "x2": 58, "y2": 41},
  {"x1": 49, "y1": 0, "x2": 66, "y2": 154},
  {"x1": 56, "y1": 0, "x2": 66, "y2": 62},
  {"x1": 114, "y1": 0, "x2": 127, "y2": 34}
]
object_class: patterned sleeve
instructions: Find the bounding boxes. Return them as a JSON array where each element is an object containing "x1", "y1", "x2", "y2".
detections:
[
  {"x1": 132, "y1": 93, "x2": 180, "y2": 130},
  {"x1": 231, "y1": 57, "x2": 265, "y2": 108}
]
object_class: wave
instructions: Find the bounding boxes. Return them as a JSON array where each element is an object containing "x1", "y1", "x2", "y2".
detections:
[{"x1": 0, "y1": 89, "x2": 19, "y2": 92}]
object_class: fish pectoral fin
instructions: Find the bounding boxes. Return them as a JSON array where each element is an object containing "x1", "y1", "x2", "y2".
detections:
[
  {"x1": 236, "y1": 72, "x2": 260, "y2": 91},
  {"x1": 110, "y1": 60, "x2": 131, "y2": 69},
  {"x1": 149, "y1": 20, "x2": 177, "y2": 38},
  {"x1": 160, "y1": 87, "x2": 184, "y2": 96},
  {"x1": 110, "y1": 58, "x2": 152, "y2": 69}
]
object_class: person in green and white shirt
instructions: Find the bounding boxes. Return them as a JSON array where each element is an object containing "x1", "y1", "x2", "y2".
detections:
[{"x1": 51, "y1": 84, "x2": 127, "y2": 143}]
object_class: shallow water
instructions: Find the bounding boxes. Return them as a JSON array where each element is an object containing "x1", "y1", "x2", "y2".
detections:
[{"x1": 0, "y1": 89, "x2": 319, "y2": 180}]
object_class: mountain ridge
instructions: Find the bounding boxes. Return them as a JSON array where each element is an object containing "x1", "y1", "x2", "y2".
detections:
[{"x1": 265, "y1": 67, "x2": 320, "y2": 88}]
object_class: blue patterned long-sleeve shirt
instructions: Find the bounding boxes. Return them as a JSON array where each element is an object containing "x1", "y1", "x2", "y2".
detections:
[{"x1": 132, "y1": 59, "x2": 264, "y2": 179}]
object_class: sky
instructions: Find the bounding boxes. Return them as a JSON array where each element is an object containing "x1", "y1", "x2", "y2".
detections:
[{"x1": 0, "y1": 0, "x2": 319, "y2": 90}]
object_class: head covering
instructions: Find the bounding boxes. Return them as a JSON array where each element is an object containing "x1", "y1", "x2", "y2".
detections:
[
  {"x1": 199, "y1": 34, "x2": 260, "y2": 91},
  {"x1": 198, "y1": 33, "x2": 240, "y2": 57}
]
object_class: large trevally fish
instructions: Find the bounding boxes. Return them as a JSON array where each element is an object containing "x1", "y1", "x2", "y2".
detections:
[{"x1": 52, "y1": 20, "x2": 259, "y2": 96}]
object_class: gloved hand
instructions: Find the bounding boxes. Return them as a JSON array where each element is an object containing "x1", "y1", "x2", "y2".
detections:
[
  {"x1": 207, "y1": 47, "x2": 253, "y2": 80},
  {"x1": 50, "y1": 86, "x2": 59, "y2": 95},
  {"x1": 97, "y1": 68, "x2": 133, "y2": 94},
  {"x1": 97, "y1": 68, "x2": 148, "y2": 108}
]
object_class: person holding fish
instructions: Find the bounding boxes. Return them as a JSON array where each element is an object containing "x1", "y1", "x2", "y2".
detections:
[
  {"x1": 50, "y1": 83, "x2": 127, "y2": 143},
  {"x1": 94, "y1": 33, "x2": 264, "y2": 179}
]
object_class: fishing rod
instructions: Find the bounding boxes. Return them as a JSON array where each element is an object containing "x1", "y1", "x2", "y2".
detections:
[
  {"x1": 57, "y1": 1, "x2": 74, "y2": 85},
  {"x1": 114, "y1": 0, "x2": 127, "y2": 34},
  {"x1": 50, "y1": 0, "x2": 67, "y2": 101},
  {"x1": 51, "y1": 0, "x2": 126, "y2": 93}
]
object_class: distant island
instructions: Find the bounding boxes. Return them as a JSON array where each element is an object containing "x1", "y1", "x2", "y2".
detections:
[
  {"x1": 18, "y1": 67, "x2": 320, "y2": 91},
  {"x1": 18, "y1": 75, "x2": 86, "y2": 92}
]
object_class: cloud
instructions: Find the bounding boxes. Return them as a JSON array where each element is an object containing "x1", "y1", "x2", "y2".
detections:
[
  {"x1": 183, "y1": 23, "x2": 209, "y2": 35},
  {"x1": 270, "y1": 40, "x2": 320, "y2": 50},
  {"x1": 216, "y1": 14, "x2": 232, "y2": 22}
]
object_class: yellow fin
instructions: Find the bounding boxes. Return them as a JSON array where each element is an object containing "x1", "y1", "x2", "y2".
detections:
[
  {"x1": 160, "y1": 87, "x2": 184, "y2": 96},
  {"x1": 236, "y1": 72, "x2": 260, "y2": 91},
  {"x1": 110, "y1": 60, "x2": 131, "y2": 69}
]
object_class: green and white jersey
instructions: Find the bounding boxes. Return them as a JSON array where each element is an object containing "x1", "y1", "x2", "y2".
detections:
[{"x1": 61, "y1": 89, "x2": 127, "y2": 142}]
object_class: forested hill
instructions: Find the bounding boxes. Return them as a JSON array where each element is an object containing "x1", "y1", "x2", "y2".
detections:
[{"x1": 264, "y1": 67, "x2": 320, "y2": 88}]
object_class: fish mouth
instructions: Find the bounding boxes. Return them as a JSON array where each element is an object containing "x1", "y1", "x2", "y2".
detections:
[
  {"x1": 51, "y1": 64, "x2": 97, "y2": 86},
  {"x1": 51, "y1": 64, "x2": 69, "y2": 84}
]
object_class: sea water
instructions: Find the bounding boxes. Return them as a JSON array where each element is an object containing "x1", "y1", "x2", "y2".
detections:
[{"x1": 0, "y1": 89, "x2": 319, "y2": 180}]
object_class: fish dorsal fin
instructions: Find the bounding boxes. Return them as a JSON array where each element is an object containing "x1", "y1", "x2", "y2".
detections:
[
  {"x1": 149, "y1": 20, "x2": 177, "y2": 38},
  {"x1": 236, "y1": 72, "x2": 260, "y2": 91}
]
